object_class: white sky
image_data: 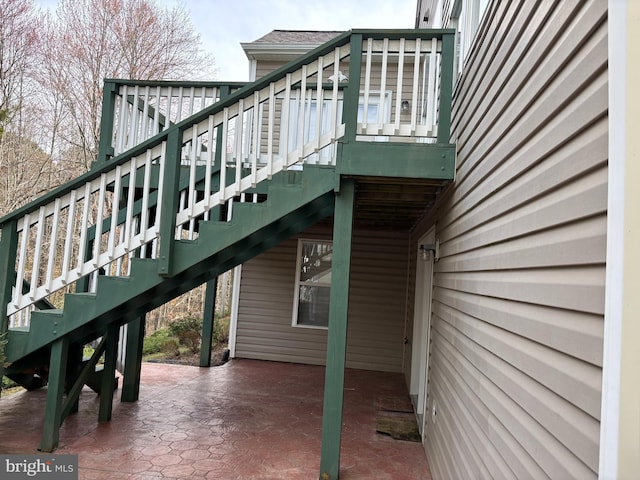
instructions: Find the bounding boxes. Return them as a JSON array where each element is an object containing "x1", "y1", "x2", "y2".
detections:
[{"x1": 35, "y1": 0, "x2": 417, "y2": 81}]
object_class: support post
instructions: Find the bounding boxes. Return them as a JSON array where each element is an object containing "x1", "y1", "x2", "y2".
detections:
[
  {"x1": 158, "y1": 127, "x2": 183, "y2": 277},
  {"x1": 200, "y1": 277, "x2": 218, "y2": 367},
  {"x1": 98, "y1": 324, "x2": 119, "y2": 422},
  {"x1": 319, "y1": 179, "x2": 355, "y2": 480},
  {"x1": 39, "y1": 336, "x2": 69, "y2": 452},
  {"x1": 96, "y1": 80, "x2": 117, "y2": 167},
  {"x1": 65, "y1": 343, "x2": 83, "y2": 414},
  {"x1": 341, "y1": 34, "x2": 363, "y2": 144},
  {"x1": 121, "y1": 316, "x2": 145, "y2": 402},
  {"x1": 437, "y1": 31, "x2": 455, "y2": 144},
  {"x1": 0, "y1": 220, "x2": 18, "y2": 398}
]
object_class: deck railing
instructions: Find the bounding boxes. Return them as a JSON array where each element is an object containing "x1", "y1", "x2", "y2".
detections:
[
  {"x1": 97, "y1": 80, "x2": 246, "y2": 165},
  {"x1": 0, "y1": 29, "x2": 454, "y2": 329}
]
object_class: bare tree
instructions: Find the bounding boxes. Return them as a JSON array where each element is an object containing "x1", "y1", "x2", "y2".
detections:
[
  {"x1": 40, "y1": 0, "x2": 216, "y2": 173},
  {"x1": 0, "y1": 0, "x2": 40, "y2": 138}
]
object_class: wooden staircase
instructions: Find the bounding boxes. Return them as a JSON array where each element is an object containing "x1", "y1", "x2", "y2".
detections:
[{"x1": 0, "y1": 29, "x2": 456, "y2": 461}]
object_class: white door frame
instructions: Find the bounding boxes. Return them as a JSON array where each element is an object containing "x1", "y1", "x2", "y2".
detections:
[{"x1": 409, "y1": 227, "x2": 435, "y2": 434}]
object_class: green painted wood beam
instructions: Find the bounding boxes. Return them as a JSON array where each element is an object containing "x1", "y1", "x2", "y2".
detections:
[
  {"x1": 39, "y1": 336, "x2": 69, "y2": 452},
  {"x1": 96, "y1": 81, "x2": 117, "y2": 167},
  {"x1": 342, "y1": 34, "x2": 363, "y2": 144},
  {"x1": 200, "y1": 278, "x2": 218, "y2": 367},
  {"x1": 121, "y1": 316, "x2": 145, "y2": 402},
  {"x1": 158, "y1": 128, "x2": 183, "y2": 277},
  {"x1": 437, "y1": 31, "x2": 456, "y2": 144},
  {"x1": 0, "y1": 220, "x2": 17, "y2": 397},
  {"x1": 319, "y1": 178, "x2": 355, "y2": 480},
  {"x1": 65, "y1": 343, "x2": 83, "y2": 415},
  {"x1": 98, "y1": 323, "x2": 119, "y2": 422},
  {"x1": 60, "y1": 337, "x2": 107, "y2": 421},
  {"x1": 338, "y1": 142, "x2": 455, "y2": 180}
]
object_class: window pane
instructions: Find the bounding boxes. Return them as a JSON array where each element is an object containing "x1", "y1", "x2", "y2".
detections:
[
  {"x1": 295, "y1": 240, "x2": 332, "y2": 328},
  {"x1": 300, "y1": 241, "x2": 332, "y2": 284},
  {"x1": 297, "y1": 285, "x2": 330, "y2": 327}
]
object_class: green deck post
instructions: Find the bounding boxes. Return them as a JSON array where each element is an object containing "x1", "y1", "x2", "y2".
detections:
[
  {"x1": 158, "y1": 127, "x2": 183, "y2": 277},
  {"x1": 0, "y1": 220, "x2": 18, "y2": 397},
  {"x1": 319, "y1": 179, "x2": 355, "y2": 480},
  {"x1": 98, "y1": 323, "x2": 119, "y2": 422},
  {"x1": 121, "y1": 316, "x2": 145, "y2": 402},
  {"x1": 200, "y1": 277, "x2": 218, "y2": 367},
  {"x1": 437, "y1": 31, "x2": 455, "y2": 144},
  {"x1": 96, "y1": 80, "x2": 117, "y2": 168},
  {"x1": 341, "y1": 34, "x2": 363, "y2": 144},
  {"x1": 39, "y1": 336, "x2": 69, "y2": 452},
  {"x1": 65, "y1": 342, "x2": 83, "y2": 414}
]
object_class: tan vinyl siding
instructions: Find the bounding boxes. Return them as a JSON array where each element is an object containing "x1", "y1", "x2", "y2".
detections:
[
  {"x1": 419, "y1": 1, "x2": 607, "y2": 479},
  {"x1": 235, "y1": 226, "x2": 409, "y2": 372}
]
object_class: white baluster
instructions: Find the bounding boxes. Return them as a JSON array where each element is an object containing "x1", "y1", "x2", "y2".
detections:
[
  {"x1": 251, "y1": 91, "x2": 260, "y2": 187},
  {"x1": 92, "y1": 173, "x2": 107, "y2": 267},
  {"x1": 204, "y1": 114, "x2": 214, "y2": 211},
  {"x1": 141, "y1": 86, "x2": 151, "y2": 143},
  {"x1": 280, "y1": 73, "x2": 292, "y2": 168},
  {"x1": 362, "y1": 38, "x2": 373, "y2": 130},
  {"x1": 107, "y1": 165, "x2": 122, "y2": 259},
  {"x1": 140, "y1": 150, "x2": 152, "y2": 245},
  {"x1": 411, "y1": 39, "x2": 421, "y2": 134},
  {"x1": 234, "y1": 98, "x2": 244, "y2": 195},
  {"x1": 379, "y1": 38, "x2": 389, "y2": 134},
  {"x1": 218, "y1": 108, "x2": 229, "y2": 204},
  {"x1": 45, "y1": 198, "x2": 62, "y2": 293},
  {"x1": 267, "y1": 83, "x2": 275, "y2": 178},
  {"x1": 394, "y1": 38, "x2": 405, "y2": 133},
  {"x1": 153, "y1": 86, "x2": 162, "y2": 135},
  {"x1": 61, "y1": 190, "x2": 77, "y2": 283},
  {"x1": 76, "y1": 183, "x2": 92, "y2": 277},
  {"x1": 128, "y1": 86, "x2": 140, "y2": 150},
  {"x1": 124, "y1": 159, "x2": 137, "y2": 252}
]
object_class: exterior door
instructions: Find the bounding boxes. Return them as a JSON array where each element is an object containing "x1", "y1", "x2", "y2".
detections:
[{"x1": 409, "y1": 227, "x2": 435, "y2": 435}]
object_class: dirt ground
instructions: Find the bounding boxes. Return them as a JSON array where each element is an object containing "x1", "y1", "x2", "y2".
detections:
[{"x1": 145, "y1": 343, "x2": 230, "y2": 366}]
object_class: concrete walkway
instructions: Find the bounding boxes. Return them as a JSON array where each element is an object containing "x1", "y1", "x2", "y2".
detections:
[{"x1": 0, "y1": 359, "x2": 431, "y2": 479}]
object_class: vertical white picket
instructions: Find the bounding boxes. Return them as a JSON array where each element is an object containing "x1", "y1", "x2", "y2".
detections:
[
  {"x1": 394, "y1": 39, "x2": 406, "y2": 131},
  {"x1": 45, "y1": 198, "x2": 62, "y2": 292},
  {"x1": 267, "y1": 83, "x2": 275, "y2": 178},
  {"x1": 280, "y1": 74, "x2": 292, "y2": 167},
  {"x1": 76, "y1": 183, "x2": 92, "y2": 277},
  {"x1": 410, "y1": 39, "x2": 422, "y2": 132},
  {"x1": 251, "y1": 91, "x2": 260, "y2": 186},
  {"x1": 204, "y1": 115, "x2": 214, "y2": 210},
  {"x1": 379, "y1": 38, "x2": 389, "y2": 131},
  {"x1": 362, "y1": 38, "x2": 373, "y2": 129},
  {"x1": 29, "y1": 208, "x2": 45, "y2": 300},
  {"x1": 140, "y1": 150, "x2": 152, "y2": 245},
  {"x1": 91, "y1": 174, "x2": 108, "y2": 267},
  {"x1": 107, "y1": 165, "x2": 122, "y2": 259},
  {"x1": 218, "y1": 108, "x2": 229, "y2": 204},
  {"x1": 61, "y1": 191, "x2": 77, "y2": 283},
  {"x1": 330, "y1": 47, "x2": 340, "y2": 142},
  {"x1": 234, "y1": 99, "x2": 244, "y2": 195}
]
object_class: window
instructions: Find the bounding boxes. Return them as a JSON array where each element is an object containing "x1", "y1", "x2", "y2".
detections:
[
  {"x1": 292, "y1": 239, "x2": 332, "y2": 328},
  {"x1": 450, "y1": 0, "x2": 490, "y2": 76}
]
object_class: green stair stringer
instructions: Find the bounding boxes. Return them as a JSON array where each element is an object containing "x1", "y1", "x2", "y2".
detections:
[{"x1": 4, "y1": 165, "x2": 337, "y2": 365}]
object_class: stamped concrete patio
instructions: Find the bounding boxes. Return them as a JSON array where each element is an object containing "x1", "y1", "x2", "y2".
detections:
[{"x1": 0, "y1": 359, "x2": 431, "y2": 479}]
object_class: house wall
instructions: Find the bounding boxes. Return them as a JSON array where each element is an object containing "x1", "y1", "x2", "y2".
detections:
[
  {"x1": 413, "y1": 1, "x2": 608, "y2": 478},
  {"x1": 234, "y1": 224, "x2": 409, "y2": 372}
]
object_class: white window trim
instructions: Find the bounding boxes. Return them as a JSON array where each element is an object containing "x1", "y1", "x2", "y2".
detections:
[{"x1": 292, "y1": 238, "x2": 332, "y2": 330}]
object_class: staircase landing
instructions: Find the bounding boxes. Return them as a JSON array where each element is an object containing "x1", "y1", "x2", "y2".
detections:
[{"x1": 0, "y1": 359, "x2": 432, "y2": 480}]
